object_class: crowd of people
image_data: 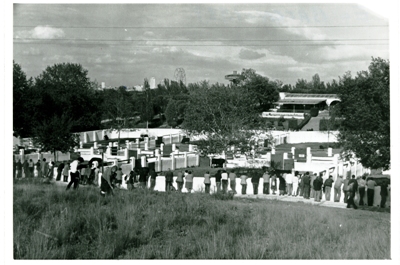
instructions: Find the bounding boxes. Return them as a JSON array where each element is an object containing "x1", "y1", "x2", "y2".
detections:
[{"x1": 13, "y1": 156, "x2": 390, "y2": 208}]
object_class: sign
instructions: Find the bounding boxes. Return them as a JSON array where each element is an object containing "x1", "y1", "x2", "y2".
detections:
[{"x1": 296, "y1": 148, "x2": 307, "y2": 162}]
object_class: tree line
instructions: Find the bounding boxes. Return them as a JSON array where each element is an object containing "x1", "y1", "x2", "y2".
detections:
[{"x1": 13, "y1": 58, "x2": 390, "y2": 170}]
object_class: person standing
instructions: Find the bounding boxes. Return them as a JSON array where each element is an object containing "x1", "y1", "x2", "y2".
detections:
[
  {"x1": 16, "y1": 160, "x2": 22, "y2": 179},
  {"x1": 298, "y1": 173, "x2": 303, "y2": 196},
  {"x1": 380, "y1": 182, "x2": 388, "y2": 208},
  {"x1": 139, "y1": 168, "x2": 148, "y2": 189},
  {"x1": 270, "y1": 173, "x2": 277, "y2": 195},
  {"x1": 56, "y1": 161, "x2": 65, "y2": 181},
  {"x1": 229, "y1": 169, "x2": 237, "y2": 194},
  {"x1": 240, "y1": 173, "x2": 248, "y2": 195},
  {"x1": 251, "y1": 170, "x2": 261, "y2": 195},
  {"x1": 165, "y1": 168, "x2": 174, "y2": 192},
  {"x1": 28, "y1": 159, "x2": 34, "y2": 178},
  {"x1": 357, "y1": 176, "x2": 367, "y2": 206},
  {"x1": 42, "y1": 158, "x2": 49, "y2": 179},
  {"x1": 323, "y1": 175, "x2": 334, "y2": 201},
  {"x1": 214, "y1": 170, "x2": 222, "y2": 193},
  {"x1": 343, "y1": 175, "x2": 351, "y2": 203},
  {"x1": 22, "y1": 159, "x2": 29, "y2": 178},
  {"x1": 302, "y1": 172, "x2": 311, "y2": 199},
  {"x1": 100, "y1": 165, "x2": 116, "y2": 196},
  {"x1": 63, "y1": 162, "x2": 70, "y2": 182},
  {"x1": 366, "y1": 177, "x2": 377, "y2": 206},
  {"x1": 204, "y1": 171, "x2": 211, "y2": 194},
  {"x1": 176, "y1": 170, "x2": 184, "y2": 192},
  {"x1": 66, "y1": 157, "x2": 84, "y2": 190},
  {"x1": 91, "y1": 161, "x2": 99, "y2": 186},
  {"x1": 262, "y1": 168, "x2": 270, "y2": 195},
  {"x1": 310, "y1": 173, "x2": 317, "y2": 199},
  {"x1": 346, "y1": 175, "x2": 358, "y2": 209},
  {"x1": 125, "y1": 169, "x2": 136, "y2": 191},
  {"x1": 313, "y1": 174, "x2": 323, "y2": 202},
  {"x1": 292, "y1": 171, "x2": 299, "y2": 196},
  {"x1": 278, "y1": 173, "x2": 286, "y2": 196},
  {"x1": 185, "y1": 171, "x2": 194, "y2": 193},
  {"x1": 47, "y1": 161, "x2": 55, "y2": 181},
  {"x1": 35, "y1": 159, "x2": 42, "y2": 178},
  {"x1": 286, "y1": 171, "x2": 293, "y2": 196},
  {"x1": 221, "y1": 170, "x2": 228, "y2": 193},
  {"x1": 148, "y1": 169, "x2": 156, "y2": 191},
  {"x1": 334, "y1": 175, "x2": 344, "y2": 202}
]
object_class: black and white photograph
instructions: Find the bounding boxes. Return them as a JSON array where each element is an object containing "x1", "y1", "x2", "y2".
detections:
[{"x1": 3, "y1": 0, "x2": 399, "y2": 261}]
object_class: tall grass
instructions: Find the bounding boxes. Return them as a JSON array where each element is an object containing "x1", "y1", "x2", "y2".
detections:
[{"x1": 13, "y1": 179, "x2": 390, "y2": 259}]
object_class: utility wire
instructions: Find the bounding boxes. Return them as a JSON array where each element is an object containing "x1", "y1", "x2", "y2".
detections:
[
  {"x1": 13, "y1": 25, "x2": 388, "y2": 29},
  {"x1": 13, "y1": 38, "x2": 389, "y2": 42}
]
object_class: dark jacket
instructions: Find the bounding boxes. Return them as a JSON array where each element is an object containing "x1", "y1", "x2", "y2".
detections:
[
  {"x1": 324, "y1": 178, "x2": 334, "y2": 187},
  {"x1": 313, "y1": 177, "x2": 323, "y2": 191},
  {"x1": 302, "y1": 175, "x2": 311, "y2": 186},
  {"x1": 278, "y1": 175, "x2": 286, "y2": 190},
  {"x1": 215, "y1": 171, "x2": 222, "y2": 182},
  {"x1": 348, "y1": 179, "x2": 358, "y2": 193},
  {"x1": 251, "y1": 174, "x2": 261, "y2": 184},
  {"x1": 165, "y1": 171, "x2": 174, "y2": 182}
]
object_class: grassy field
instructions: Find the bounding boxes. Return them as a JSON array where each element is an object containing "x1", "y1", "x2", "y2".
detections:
[{"x1": 13, "y1": 178, "x2": 390, "y2": 259}]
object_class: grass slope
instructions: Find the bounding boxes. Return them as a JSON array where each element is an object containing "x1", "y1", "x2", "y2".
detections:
[{"x1": 13, "y1": 179, "x2": 390, "y2": 259}]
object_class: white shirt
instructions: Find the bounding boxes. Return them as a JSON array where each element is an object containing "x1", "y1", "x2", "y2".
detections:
[
  {"x1": 70, "y1": 160, "x2": 79, "y2": 173},
  {"x1": 286, "y1": 173, "x2": 293, "y2": 184},
  {"x1": 221, "y1": 172, "x2": 228, "y2": 180},
  {"x1": 292, "y1": 175, "x2": 299, "y2": 184}
]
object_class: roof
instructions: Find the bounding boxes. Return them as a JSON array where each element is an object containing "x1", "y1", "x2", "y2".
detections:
[
  {"x1": 284, "y1": 94, "x2": 338, "y2": 99},
  {"x1": 275, "y1": 99, "x2": 326, "y2": 105}
]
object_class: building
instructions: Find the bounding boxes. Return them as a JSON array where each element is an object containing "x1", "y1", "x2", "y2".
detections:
[{"x1": 272, "y1": 93, "x2": 341, "y2": 113}]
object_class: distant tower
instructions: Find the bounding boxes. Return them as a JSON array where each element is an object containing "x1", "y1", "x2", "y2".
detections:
[
  {"x1": 225, "y1": 71, "x2": 244, "y2": 85},
  {"x1": 174, "y1": 68, "x2": 186, "y2": 85},
  {"x1": 149, "y1": 77, "x2": 156, "y2": 89},
  {"x1": 101, "y1": 82, "x2": 105, "y2": 89}
]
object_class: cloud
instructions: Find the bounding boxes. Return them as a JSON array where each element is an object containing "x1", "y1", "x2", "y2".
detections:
[
  {"x1": 239, "y1": 49, "x2": 266, "y2": 60},
  {"x1": 14, "y1": 25, "x2": 65, "y2": 40}
]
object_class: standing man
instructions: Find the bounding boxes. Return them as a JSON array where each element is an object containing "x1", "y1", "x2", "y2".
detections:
[
  {"x1": 28, "y1": 159, "x2": 34, "y2": 178},
  {"x1": 323, "y1": 175, "x2": 334, "y2": 201},
  {"x1": 22, "y1": 159, "x2": 29, "y2": 178},
  {"x1": 100, "y1": 165, "x2": 116, "y2": 196},
  {"x1": 366, "y1": 177, "x2": 377, "y2": 206},
  {"x1": 62, "y1": 162, "x2": 70, "y2": 182},
  {"x1": 35, "y1": 159, "x2": 42, "y2": 178},
  {"x1": 380, "y1": 182, "x2": 389, "y2": 208},
  {"x1": 251, "y1": 170, "x2": 262, "y2": 195},
  {"x1": 357, "y1": 176, "x2": 367, "y2": 206},
  {"x1": 310, "y1": 173, "x2": 317, "y2": 199},
  {"x1": 138, "y1": 168, "x2": 148, "y2": 189},
  {"x1": 165, "y1": 168, "x2": 174, "y2": 192},
  {"x1": 313, "y1": 174, "x2": 323, "y2": 202},
  {"x1": 262, "y1": 167, "x2": 270, "y2": 195},
  {"x1": 42, "y1": 158, "x2": 49, "y2": 179},
  {"x1": 346, "y1": 175, "x2": 358, "y2": 209},
  {"x1": 221, "y1": 170, "x2": 228, "y2": 193},
  {"x1": 343, "y1": 175, "x2": 351, "y2": 203},
  {"x1": 66, "y1": 157, "x2": 84, "y2": 190},
  {"x1": 286, "y1": 171, "x2": 293, "y2": 196},
  {"x1": 229, "y1": 169, "x2": 237, "y2": 194},
  {"x1": 292, "y1": 171, "x2": 299, "y2": 196},
  {"x1": 185, "y1": 171, "x2": 194, "y2": 193},
  {"x1": 149, "y1": 168, "x2": 157, "y2": 191},
  {"x1": 204, "y1": 171, "x2": 211, "y2": 194},
  {"x1": 334, "y1": 175, "x2": 344, "y2": 202},
  {"x1": 16, "y1": 160, "x2": 22, "y2": 179},
  {"x1": 240, "y1": 172, "x2": 248, "y2": 195},
  {"x1": 270, "y1": 173, "x2": 277, "y2": 195},
  {"x1": 214, "y1": 170, "x2": 222, "y2": 193},
  {"x1": 302, "y1": 172, "x2": 311, "y2": 199},
  {"x1": 176, "y1": 170, "x2": 184, "y2": 192},
  {"x1": 56, "y1": 161, "x2": 65, "y2": 181}
]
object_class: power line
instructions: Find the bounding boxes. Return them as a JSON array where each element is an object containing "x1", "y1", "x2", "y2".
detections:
[
  {"x1": 13, "y1": 38, "x2": 389, "y2": 42},
  {"x1": 13, "y1": 25, "x2": 388, "y2": 29},
  {"x1": 13, "y1": 42, "x2": 388, "y2": 47}
]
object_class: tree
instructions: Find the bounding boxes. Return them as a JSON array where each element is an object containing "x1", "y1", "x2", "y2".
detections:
[
  {"x1": 13, "y1": 61, "x2": 34, "y2": 138},
  {"x1": 239, "y1": 68, "x2": 280, "y2": 112},
  {"x1": 164, "y1": 97, "x2": 187, "y2": 128},
  {"x1": 33, "y1": 63, "x2": 101, "y2": 133},
  {"x1": 138, "y1": 79, "x2": 155, "y2": 128},
  {"x1": 100, "y1": 87, "x2": 135, "y2": 145},
  {"x1": 183, "y1": 81, "x2": 270, "y2": 154},
  {"x1": 335, "y1": 57, "x2": 390, "y2": 170},
  {"x1": 32, "y1": 114, "x2": 80, "y2": 162}
]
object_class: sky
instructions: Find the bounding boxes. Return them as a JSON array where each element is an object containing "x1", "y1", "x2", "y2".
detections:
[{"x1": 12, "y1": 2, "x2": 391, "y2": 88}]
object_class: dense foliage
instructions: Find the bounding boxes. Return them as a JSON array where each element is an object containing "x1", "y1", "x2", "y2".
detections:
[{"x1": 335, "y1": 57, "x2": 390, "y2": 169}]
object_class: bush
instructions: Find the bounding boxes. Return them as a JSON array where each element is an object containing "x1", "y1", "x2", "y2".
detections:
[{"x1": 288, "y1": 119, "x2": 298, "y2": 131}]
